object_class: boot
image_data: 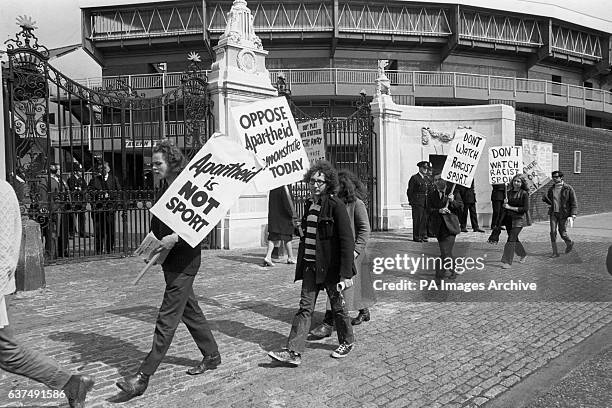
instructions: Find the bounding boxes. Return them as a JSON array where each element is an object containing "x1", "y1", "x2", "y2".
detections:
[
  {"x1": 116, "y1": 372, "x2": 150, "y2": 399},
  {"x1": 63, "y1": 375, "x2": 95, "y2": 408},
  {"x1": 187, "y1": 352, "x2": 221, "y2": 375},
  {"x1": 550, "y1": 241, "x2": 560, "y2": 258},
  {"x1": 351, "y1": 309, "x2": 371, "y2": 326},
  {"x1": 309, "y1": 310, "x2": 334, "y2": 338}
]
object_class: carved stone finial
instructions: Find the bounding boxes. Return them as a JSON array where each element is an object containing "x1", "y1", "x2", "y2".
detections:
[
  {"x1": 376, "y1": 59, "x2": 391, "y2": 96},
  {"x1": 219, "y1": 0, "x2": 263, "y2": 50}
]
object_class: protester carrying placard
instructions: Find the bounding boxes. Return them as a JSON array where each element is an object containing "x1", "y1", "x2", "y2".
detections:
[
  {"x1": 542, "y1": 170, "x2": 578, "y2": 258},
  {"x1": 0, "y1": 179, "x2": 95, "y2": 408},
  {"x1": 268, "y1": 160, "x2": 356, "y2": 366},
  {"x1": 309, "y1": 170, "x2": 373, "y2": 338},
  {"x1": 116, "y1": 140, "x2": 221, "y2": 400},
  {"x1": 499, "y1": 175, "x2": 530, "y2": 269},
  {"x1": 427, "y1": 172, "x2": 464, "y2": 283}
]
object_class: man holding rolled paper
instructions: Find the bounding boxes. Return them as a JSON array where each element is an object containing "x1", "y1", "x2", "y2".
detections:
[{"x1": 542, "y1": 170, "x2": 578, "y2": 258}]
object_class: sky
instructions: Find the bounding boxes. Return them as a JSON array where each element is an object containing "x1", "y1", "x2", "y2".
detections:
[{"x1": 0, "y1": 0, "x2": 611, "y2": 51}]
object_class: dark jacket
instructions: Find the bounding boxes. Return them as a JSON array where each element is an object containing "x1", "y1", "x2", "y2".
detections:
[
  {"x1": 67, "y1": 174, "x2": 88, "y2": 210},
  {"x1": 294, "y1": 194, "x2": 355, "y2": 284},
  {"x1": 427, "y1": 187, "x2": 463, "y2": 237},
  {"x1": 88, "y1": 173, "x2": 121, "y2": 211},
  {"x1": 460, "y1": 182, "x2": 476, "y2": 204},
  {"x1": 150, "y1": 184, "x2": 201, "y2": 275},
  {"x1": 542, "y1": 183, "x2": 578, "y2": 218},
  {"x1": 407, "y1": 173, "x2": 432, "y2": 207},
  {"x1": 491, "y1": 184, "x2": 506, "y2": 201},
  {"x1": 504, "y1": 189, "x2": 529, "y2": 228},
  {"x1": 267, "y1": 186, "x2": 295, "y2": 236}
]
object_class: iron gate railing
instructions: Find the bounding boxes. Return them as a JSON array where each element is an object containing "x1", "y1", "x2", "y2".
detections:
[
  {"x1": 276, "y1": 76, "x2": 379, "y2": 230},
  {"x1": 3, "y1": 18, "x2": 219, "y2": 264}
]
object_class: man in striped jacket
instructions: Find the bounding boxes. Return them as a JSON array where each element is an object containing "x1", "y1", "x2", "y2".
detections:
[{"x1": 268, "y1": 161, "x2": 356, "y2": 366}]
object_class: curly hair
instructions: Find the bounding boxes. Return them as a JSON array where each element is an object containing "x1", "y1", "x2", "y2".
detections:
[
  {"x1": 338, "y1": 169, "x2": 367, "y2": 203},
  {"x1": 153, "y1": 139, "x2": 186, "y2": 174},
  {"x1": 303, "y1": 160, "x2": 339, "y2": 195},
  {"x1": 508, "y1": 174, "x2": 529, "y2": 192}
]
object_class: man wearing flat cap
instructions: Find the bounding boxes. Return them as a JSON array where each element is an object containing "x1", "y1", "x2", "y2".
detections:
[{"x1": 407, "y1": 161, "x2": 433, "y2": 242}]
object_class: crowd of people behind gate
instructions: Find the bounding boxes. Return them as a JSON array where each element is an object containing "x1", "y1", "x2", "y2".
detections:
[
  {"x1": 406, "y1": 161, "x2": 579, "y2": 281},
  {"x1": 11, "y1": 159, "x2": 124, "y2": 259}
]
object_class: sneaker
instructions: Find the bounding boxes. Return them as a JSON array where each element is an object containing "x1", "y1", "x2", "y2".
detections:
[
  {"x1": 501, "y1": 263, "x2": 511, "y2": 269},
  {"x1": 331, "y1": 342, "x2": 354, "y2": 359},
  {"x1": 518, "y1": 256, "x2": 527, "y2": 264},
  {"x1": 268, "y1": 349, "x2": 301, "y2": 366}
]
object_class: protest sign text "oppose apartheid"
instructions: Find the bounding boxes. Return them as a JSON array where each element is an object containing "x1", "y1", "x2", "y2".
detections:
[{"x1": 240, "y1": 107, "x2": 292, "y2": 154}]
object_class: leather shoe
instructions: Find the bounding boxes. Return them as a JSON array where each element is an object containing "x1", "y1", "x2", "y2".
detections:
[
  {"x1": 565, "y1": 241, "x2": 574, "y2": 253},
  {"x1": 351, "y1": 309, "x2": 370, "y2": 326},
  {"x1": 63, "y1": 374, "x2": 95, "y2": 408},
  {"x1": 474, "y1": 228, "x2": 485, "y2": 233},
  {"x1": 412, "y1": 238, "x2": 423, "y2": 242},
  {"x1": 187, "y1": 352, "x2": 221, "y2": 375},
  {"x1": 116, "y1": 372, "x2": 149, "y2": 399},
  {"x1": 460, "y1": 228, "x2": 468, "y2": 233}
]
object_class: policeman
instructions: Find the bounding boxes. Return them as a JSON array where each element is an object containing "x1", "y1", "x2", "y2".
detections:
[{"x1": 407, "y1": 161, "x2": 433, "y2": 242}]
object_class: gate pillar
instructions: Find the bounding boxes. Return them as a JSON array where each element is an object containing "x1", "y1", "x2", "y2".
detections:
[
  {"x1": 208, "y1": 0, "x2": 277, "y2": 249},
  {"x1": 371, "y1": 94, "x2": 405, "y2": 230}
]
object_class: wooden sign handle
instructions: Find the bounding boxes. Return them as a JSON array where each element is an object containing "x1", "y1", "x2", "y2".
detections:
[{"x1": 132, "y1": 252, "x2": 161, "y2": 285}]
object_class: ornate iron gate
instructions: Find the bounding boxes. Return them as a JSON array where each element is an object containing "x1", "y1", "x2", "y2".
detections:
[
  {"x1": 3, "y1": 19, "x2": 218, "y2": 264},
  {"x1": 276, "y1": 76, "x2": 379, "y2": 230}
]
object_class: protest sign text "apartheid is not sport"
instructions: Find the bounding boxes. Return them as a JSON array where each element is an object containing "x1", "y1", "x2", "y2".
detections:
[
  {"x1": 150, "y1": 136, "x2": 263, "y2": 248},
  {"x1": 441, "y1": 129, "x2": 487, "y2": 188},
  {"x1": 232, "y1": 97, "x2": 310, "y2": 191}
]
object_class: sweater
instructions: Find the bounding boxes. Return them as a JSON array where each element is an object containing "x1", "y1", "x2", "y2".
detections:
[{"x1": 0, "y1": 180, "x2": 22, "y2": 327}]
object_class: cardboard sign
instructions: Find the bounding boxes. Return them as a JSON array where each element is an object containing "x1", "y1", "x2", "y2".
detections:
[
  {"x1": 523, "y1": 159, "x2": 551, "y2": 196},
  {"x1": 232, "y1": 97, "x2": 310, "y2": 191},
  {"x1": 299, "y1": 119, "x2": 326, "y2": 164},
  {"x1": 522, "y1": 139, "x2": 553, "y2": 175},
  {"x1": 441, "y1": 129, "x2": 487, "y2": 187},
  {"x1": 150, "y1": 135, "x2": 263, "y2": 248},
  {"x1": 488, "y1": 146, "x2": 523, "y2": 184}
]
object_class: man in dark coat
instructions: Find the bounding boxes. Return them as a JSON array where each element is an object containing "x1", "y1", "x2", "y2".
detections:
[
  {"x1": 542, "y1": 170, "x2": 578, "y2": 257},
  {"x1": 428, "y1": 173, "x2": 463, "y2": 282},
  {"x1": 407, "y1": 161, "x2": 433, "y2": 242},
  {"x1": 88, "y1": 161, "x2": 121, "y2": 254},
  {"x1": 268, "y1": 161, "x2": 355, "y2": 366},
  {"x1": 491, "y1": 183, "x2": 506, "y2": 230},
  {"x1": 459, "y1": 181, "x2": 485, "y2": 233},
  {"x1": 40, "y1": 163, "x2": 71, "y2": 259},
  {"x1": 67, "y1": 167, "x2": 89, "y2": 238}
]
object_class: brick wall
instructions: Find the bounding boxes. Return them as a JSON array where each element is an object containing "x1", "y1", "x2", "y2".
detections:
[{"x1": 516, "y1": 111, "x2": 612, "y2": 221}]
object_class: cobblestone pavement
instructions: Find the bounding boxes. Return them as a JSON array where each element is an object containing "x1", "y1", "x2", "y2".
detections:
[{"x1": 1, "y1": 213, "x2": 611, "y2": 408}]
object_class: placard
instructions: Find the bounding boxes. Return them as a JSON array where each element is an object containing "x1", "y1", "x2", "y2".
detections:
[
  {"x1": 232, "y1": 97, "x2": 310, "y2": 191},
  {"x1": 441, "y1": 128, "x2": 487, "y2": 187},
  {"x1": 299, "y1": 119, "x2": 326, "y2": 164},
  {"x1": 523, "y1": 159, "x2": 551, "y2": 196},
  {"x1": 488, "y1": 146, "x2": 523, "y2": 184},
  {"x1": 150, "y1": 135, "x2": 263, "y2": 248}
]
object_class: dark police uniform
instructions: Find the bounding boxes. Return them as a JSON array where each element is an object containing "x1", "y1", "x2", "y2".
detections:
[{"x1": 407, "y1": 162, "x2": 432, "y2": 241}]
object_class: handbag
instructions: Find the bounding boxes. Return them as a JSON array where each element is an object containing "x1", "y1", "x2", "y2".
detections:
[{"x1": 441, "y1": 212, "x2": 461, "y2": 235}]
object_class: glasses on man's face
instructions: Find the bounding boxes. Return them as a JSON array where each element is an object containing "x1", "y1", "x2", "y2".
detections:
[{"x1": 309, "y1": 178, "x2": 326, "y2": 186}]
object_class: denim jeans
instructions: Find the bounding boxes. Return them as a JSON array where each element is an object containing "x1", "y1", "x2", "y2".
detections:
[
  {"x1": 549, "y1": 213, "x2": 571, "y2": 243},
  {"x1": 286, "y1": 265, "x2": 354, "y2": 353},
  {"x1": 501, "y1": 227, "x2": 526, "y2": 265},
  {"x1": 0, "y1": 324, "x2": 72, "y2": 390}
]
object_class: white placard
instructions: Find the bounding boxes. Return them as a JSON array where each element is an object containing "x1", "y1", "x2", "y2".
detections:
[
  {"x1": 523, "y1": 159, "x2": 551, "y2": 196},
  {"x1": 150, "y1": 135, "x2": 263, "y2": 248},
  {"x1": 441, "y1": 128, "x2": 487, "y2": 187},
  {"x1": 522, "y1": 139, "x2": 553, "y2": 175},
  {"x1": 488, "y1": 146, "x2": 523, "y2": 184},
  {"x1": 299, "y1": 119, "x2": 326, "y2": 164},
  {"x1": 232, "y1": 97, "x2": 310, "y2": 191}
]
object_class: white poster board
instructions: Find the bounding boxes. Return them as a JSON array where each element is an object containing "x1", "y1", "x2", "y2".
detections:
[
  {"x1": 488, "y1": 146, "x2": 523, "y2": 184},
  {"x1": 231, "y1": 97, "x2": 310, "y2": 191},
  {"x1": 523, "y1": 159, "x2": 551, "y2": 196},
  {"x1": 150, "y1": 136, "x2": 263, "y2": 248},
  {"x1": 441, "y1": 128, "x2": 487, "y2": 187},
  {"x1": 522, "y1": 139, "x2": 553, "y2": 175},
  {"x1": 299, "y1": 119, "x2": 326, "y2": 164}
]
